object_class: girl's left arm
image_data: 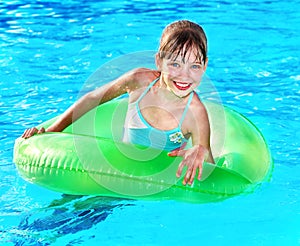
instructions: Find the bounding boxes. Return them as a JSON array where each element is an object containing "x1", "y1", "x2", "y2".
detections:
[{"x1": 168, "y1": 97, "x2": 214, "y2": 185}]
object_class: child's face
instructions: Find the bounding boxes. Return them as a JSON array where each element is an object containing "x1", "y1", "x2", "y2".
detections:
[{"x1": 157, "y1": 48, "x2": 207, "y2": 98}]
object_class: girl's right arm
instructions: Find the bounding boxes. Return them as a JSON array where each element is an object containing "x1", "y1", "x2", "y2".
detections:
[{"x1": 22, "y1": 68, "x2": 158, "y2": 138}]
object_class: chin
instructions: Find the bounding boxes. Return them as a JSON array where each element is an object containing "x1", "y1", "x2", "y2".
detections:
[{"x1": 172, "y1": 89, "x2": 192, "y2": 98}]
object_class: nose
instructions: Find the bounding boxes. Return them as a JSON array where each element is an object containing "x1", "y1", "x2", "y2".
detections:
[{"x1": 180, "y1": 64, "x2": 190, "y2": 78}]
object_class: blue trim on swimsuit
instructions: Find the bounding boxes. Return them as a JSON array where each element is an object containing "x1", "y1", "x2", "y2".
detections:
[{"x1": 123, "y1": 78, "x2": 194, "y2": 151}]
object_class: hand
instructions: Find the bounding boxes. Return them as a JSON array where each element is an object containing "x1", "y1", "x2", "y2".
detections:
[
  {"x1": 22, "y1": 127, "x2": 45, "y2": 139},
  {"x1": 168, "y1": 145, "x2": 208, "y2": 186}
]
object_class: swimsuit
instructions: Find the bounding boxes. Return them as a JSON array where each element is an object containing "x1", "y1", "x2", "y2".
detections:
[{"x1": 123, "y1": 78, "x2": 194, "y2": 151}]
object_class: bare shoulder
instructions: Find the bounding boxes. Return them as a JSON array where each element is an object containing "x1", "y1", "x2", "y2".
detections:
[
  {"x1": 189, "y1": 93, "x2": 208, "y2": 118},
  {"x1": 127, "y1": 68, "x2": 160, "y2": 89},
  {"x1": 184, "y1": 93, "x2": 210, "y2": 131}
]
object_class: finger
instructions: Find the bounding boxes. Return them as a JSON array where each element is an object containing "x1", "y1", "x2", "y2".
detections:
[
  {"x1": 168, "y1": 150, "x2": 178, "y2": 157},
  {"x1": 197, "y1": 155, "x2": 206, "y2": 181},
  {"x1": 168, "y1": 149, "x2": 185, "y2": 157},
  {"x1": 21, "y1": 129, "x2": 29, "y2": 138},
  {"x1": 28, "y1": 128, "x2": 38, "y2": 138},
  {"x1": 186, "y1": 165, "x2": 197, "y2": 186},
  {"x1": 23, "y1": 128, "x2": 32, "y2": 139},
  {"x1": 176, "y1": 161, "x2": 186, "y2": 178},
  {"x1": 183, "y1": 171, "x2": 190, "y2": 185},
  {"x1": 23, "y1": 128, "x2": 38, "y2": 139},
  {"x1": 188, "y1": 167, "x2": 198, "y2": 185},
  {"x1": 182, "y1": 162, "x2": 193, "y2": 185},
  {"x1": 38, "y1": 127, "x2": 45, "y2": 134},
  {"x1": 197, "y1": 163, "x2": 203, "y2": 181}
]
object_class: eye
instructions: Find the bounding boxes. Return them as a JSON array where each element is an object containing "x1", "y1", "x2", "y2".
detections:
[
  {"x1": 191, "y1": 64, "x2": 202, "y2": 70},
  {"x1": 170, "y1": 62, "x2": 180, "y2": 68}
]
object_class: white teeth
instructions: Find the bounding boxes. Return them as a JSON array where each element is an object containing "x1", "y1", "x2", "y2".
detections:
[{"x1": 175, "y1": 82, "x2": 189, "y2": 87}]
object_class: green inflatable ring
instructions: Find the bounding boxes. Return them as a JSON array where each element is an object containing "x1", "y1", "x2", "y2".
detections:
[{"x1": 13, "y1": 98, "x2": 272, "y2": 203}]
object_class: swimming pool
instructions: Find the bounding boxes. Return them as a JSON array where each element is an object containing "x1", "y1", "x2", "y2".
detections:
[{"x1": 1, "y1": 0, "x2": 299, "y2": 245}]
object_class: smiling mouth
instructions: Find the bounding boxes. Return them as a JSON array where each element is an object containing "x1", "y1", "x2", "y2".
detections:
[{"x1": 173, "y1": 81, "x2": 192, "y2": 91}]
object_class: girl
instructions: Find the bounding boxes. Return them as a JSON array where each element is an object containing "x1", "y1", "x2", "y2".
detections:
[{"x1": 22, "y1": 20, "x2": 215, "y2": 185}]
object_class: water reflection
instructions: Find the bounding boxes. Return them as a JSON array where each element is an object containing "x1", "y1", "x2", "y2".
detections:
[{"x1": 10, "y1": 195, "x2": 133, "y2": 245}]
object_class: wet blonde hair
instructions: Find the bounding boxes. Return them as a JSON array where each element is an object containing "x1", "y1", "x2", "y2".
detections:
[{"x1": 158, "y1": 20, "x2": 207, "y2": 64}]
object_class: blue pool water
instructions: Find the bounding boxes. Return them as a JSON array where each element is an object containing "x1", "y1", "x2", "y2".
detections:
[{"x1": 1, "y1": 0, "x2": 300, "y2": 245}]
